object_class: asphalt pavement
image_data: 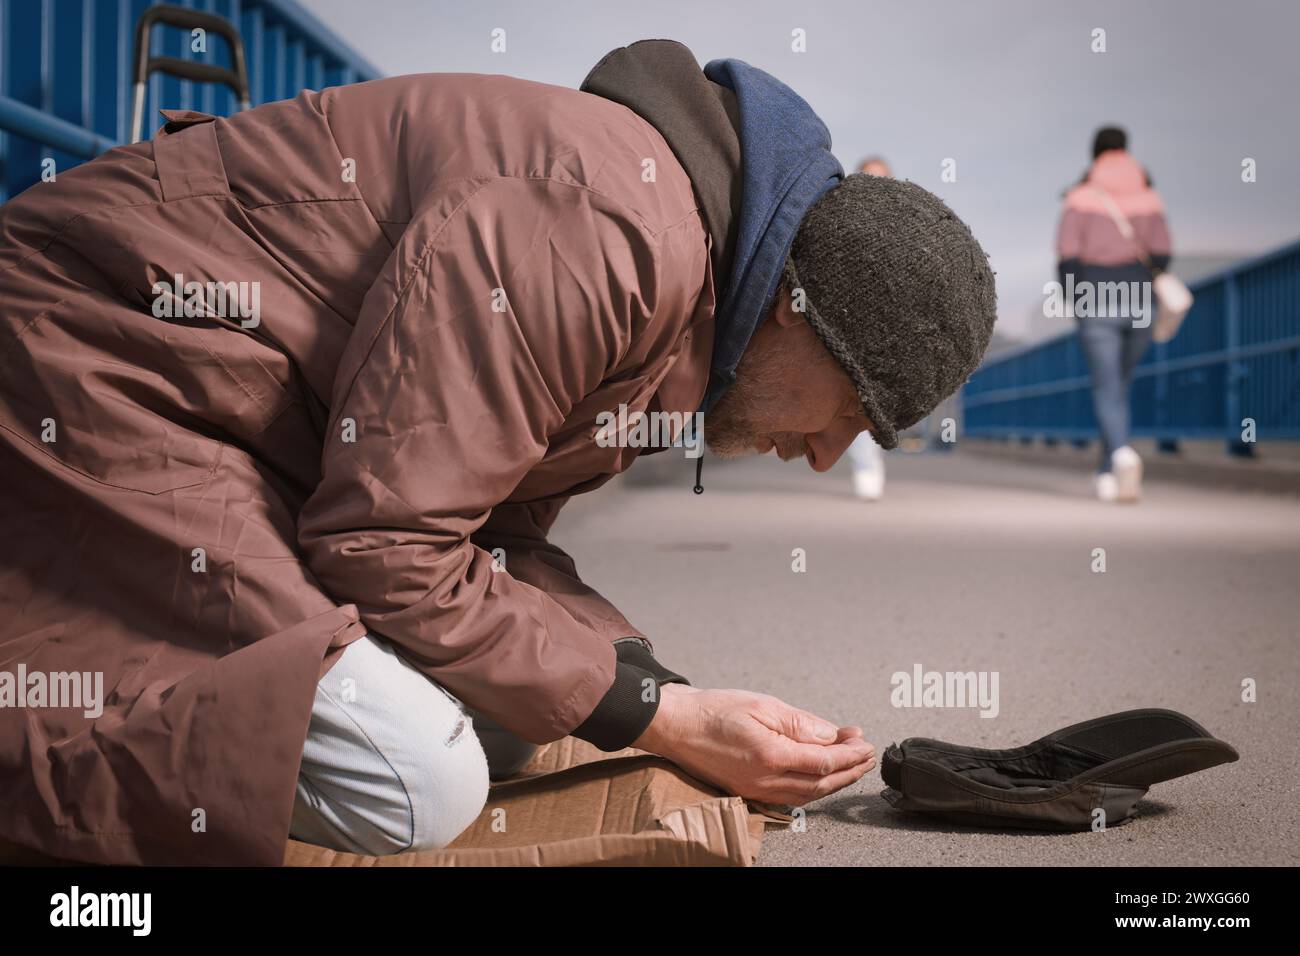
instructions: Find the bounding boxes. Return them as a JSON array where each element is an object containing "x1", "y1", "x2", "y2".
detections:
[{"x1": 554, "y1": 447, "x2": 1300, "y2": 866}]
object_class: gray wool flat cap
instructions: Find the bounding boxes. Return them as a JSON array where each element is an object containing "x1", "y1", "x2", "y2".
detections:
[{"x1": 784, "y1": 173, "x2": 998, "y2": 449}]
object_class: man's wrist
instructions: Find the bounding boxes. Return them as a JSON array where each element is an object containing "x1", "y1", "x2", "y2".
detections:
[
  {"x1": 633, "y1": 681, "x2": 691, "y2": 753},
  {"x1": 570, "y1": 639, "x2": 692, "y2": 753}
]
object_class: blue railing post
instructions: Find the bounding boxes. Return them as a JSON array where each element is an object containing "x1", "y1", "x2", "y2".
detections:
[
  {"x1": 1152, "y1": 339, "x2": 1178, "y2": 453},
  {"x1": 1223, "y1": 274, "x2": 1255, "y2": 457}
]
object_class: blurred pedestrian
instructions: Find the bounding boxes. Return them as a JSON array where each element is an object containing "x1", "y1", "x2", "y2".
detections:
[
  {"x1": 1056, "y1": 126, "x2": 1172, "y2": 502},
  {"x1": 847, "y1": 156, "x2": 891, "y2": 500}
]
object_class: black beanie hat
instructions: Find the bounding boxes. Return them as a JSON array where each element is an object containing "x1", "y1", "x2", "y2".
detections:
[{"x1": 784, "y1": 174, "x2": 997, "y2": 450}]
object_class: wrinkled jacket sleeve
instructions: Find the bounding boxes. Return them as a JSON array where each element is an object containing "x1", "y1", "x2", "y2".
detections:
[
  {"x1": 298, "y1": 176, "x2": 688, "y2": 747},
  {"x1": 471, "y1": 498, "x2": 642, "y2": 641},
  {"x1": 471, "y1": 498, "x2": 692, "y2": 750}
]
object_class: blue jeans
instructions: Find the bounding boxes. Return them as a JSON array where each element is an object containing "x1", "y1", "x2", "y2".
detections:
[{"x1": 1077, "y1": 318, "x2": 1154, "y2": 470}]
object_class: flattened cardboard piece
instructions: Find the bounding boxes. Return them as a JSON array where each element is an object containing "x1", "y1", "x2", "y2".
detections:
[
  {"x1": 0, "y1": 738, "x2": 774, "y2": 867},
  {"x1": 283, "y1": 738, "x2": 774, "y2": 867},
  {"x1": 506, "y1": 738, "x2": 793, "y2": 825}
]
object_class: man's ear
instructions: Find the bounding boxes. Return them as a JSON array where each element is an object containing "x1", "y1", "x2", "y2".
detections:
[
  {"x1": 771, "y1": 259, "x2": 809, "y2": 328},
  {"x1": 769, "y1": 281, "x2": 804, "y2": 328}
]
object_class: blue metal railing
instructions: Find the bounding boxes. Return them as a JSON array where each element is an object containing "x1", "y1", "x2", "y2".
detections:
[
  {"x1": 0, "y1": 0, "x2": 381, "y2": 202},
  {"x1": 963, "y1": 238, "x2": 1300, "y2": 448}
]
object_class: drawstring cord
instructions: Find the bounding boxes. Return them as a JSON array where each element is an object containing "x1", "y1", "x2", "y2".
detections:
[{"x1": 693, "y1": 449, "x2": 704, "y2": 494}]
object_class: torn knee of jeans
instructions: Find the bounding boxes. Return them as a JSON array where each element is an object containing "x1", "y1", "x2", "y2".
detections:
[{"x1": 445, "y1": 713, "x2": 471, "y2": 747}]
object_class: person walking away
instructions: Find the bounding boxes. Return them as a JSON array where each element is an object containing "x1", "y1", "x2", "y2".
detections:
[{"x1": 1056, "y1": 127, "x2": 1171, "y2": 502}]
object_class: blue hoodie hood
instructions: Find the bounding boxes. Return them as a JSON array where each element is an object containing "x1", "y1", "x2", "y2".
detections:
[{"x1": 698, "y1": 58, "x2": 843, "y2": 413}]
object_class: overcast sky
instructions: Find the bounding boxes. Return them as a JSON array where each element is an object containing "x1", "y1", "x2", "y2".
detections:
[{"x1": 304, "y1": 0, "x2": 1300, "y2": 341}]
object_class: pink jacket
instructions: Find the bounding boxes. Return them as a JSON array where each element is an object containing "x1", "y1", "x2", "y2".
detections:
[{"x1": 1056, "y1": 150, "x2": 1171, "y2": 293}]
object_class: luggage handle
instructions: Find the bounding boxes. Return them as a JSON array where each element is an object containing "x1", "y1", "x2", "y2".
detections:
[{"x1": 130, "y1": 4, "x2": 252, "y2": 143}]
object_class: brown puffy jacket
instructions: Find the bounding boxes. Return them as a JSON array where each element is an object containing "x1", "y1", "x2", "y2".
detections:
[{"x1": 0, "y1": 73, "x2": 716, "y2": 864}]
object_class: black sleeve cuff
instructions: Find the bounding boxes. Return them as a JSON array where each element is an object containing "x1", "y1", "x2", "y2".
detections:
[{"x1": 570, "y1": 638, "x2": 691, "y2": 752}]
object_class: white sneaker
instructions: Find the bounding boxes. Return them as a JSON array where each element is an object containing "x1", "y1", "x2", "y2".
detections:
[
  {"x1": 1094, "y1": 472, "x2": 1119, "y2": 502},
  {"x1": 1110, "y1": 446, "x2": 1143, "y2": 502},
  {"x1": 853, "y1": 467, "x2": 884, "y2": 501}
]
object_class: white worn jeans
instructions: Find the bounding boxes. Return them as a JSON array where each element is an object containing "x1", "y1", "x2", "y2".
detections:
[{"x1": 290, "y1": 633, "x2": 539, "y2": 855}]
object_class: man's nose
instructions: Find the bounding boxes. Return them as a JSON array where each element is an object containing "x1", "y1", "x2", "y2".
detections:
[{"x1": 805, "y1": 422, "x2": 866, "y2": 473}]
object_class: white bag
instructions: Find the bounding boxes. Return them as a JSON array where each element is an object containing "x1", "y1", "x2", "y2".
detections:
[
  {"x1": 1094, "y1": 187, "x2": 1192, "y2": 343},
  {"x1": 1151, "y1": 271, "x2": 1194, "y2": 342}
]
